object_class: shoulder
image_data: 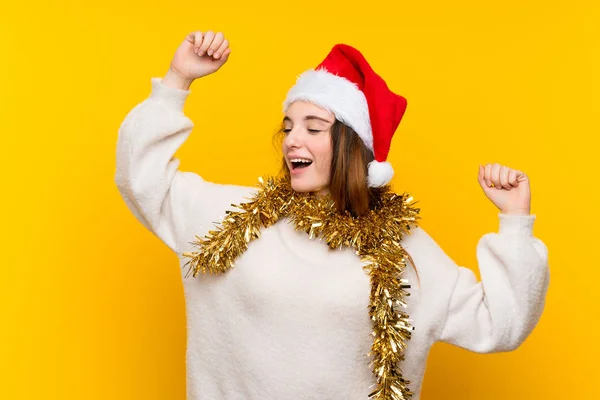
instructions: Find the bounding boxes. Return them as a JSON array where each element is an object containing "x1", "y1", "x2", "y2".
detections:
[
  {"x1": 400, "y1": 225, "x2": 461, "y2": 292},
  {"x1": 182, "y1": 174, "x2": 258, "y2": 210},
  {"x1": 176, "y1": 175, "x2": 259, "y2": 253}
]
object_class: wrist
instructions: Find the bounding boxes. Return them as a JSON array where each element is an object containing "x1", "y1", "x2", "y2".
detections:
[
  {"x1": 500, "y1": 208, "x2": 531, "y2": 215},
  {"x1": 501, "y1": 209, "x2": 531, "y2": 216},
  {"x1": 163, "y1": 68, "x2": 194, "y2": 90}
]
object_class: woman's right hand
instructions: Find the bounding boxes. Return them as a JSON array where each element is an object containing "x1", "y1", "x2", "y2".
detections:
[{"x1": 168, "y1": 31, "x2": 232, "y2": 83}]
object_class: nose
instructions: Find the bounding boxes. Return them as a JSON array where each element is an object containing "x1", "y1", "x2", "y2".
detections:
[{"x1": 283, "y1": 127, "x2": 302, "y2": 149}]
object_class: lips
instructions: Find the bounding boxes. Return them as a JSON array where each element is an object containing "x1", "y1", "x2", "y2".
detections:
[{"x1": 289, "y1": 158, "x2": 313, "y2": 170}]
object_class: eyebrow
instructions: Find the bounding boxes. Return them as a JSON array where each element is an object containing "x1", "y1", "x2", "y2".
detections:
[{"x1": 283, "y1": 115, "x2": 334, "y2": 124}]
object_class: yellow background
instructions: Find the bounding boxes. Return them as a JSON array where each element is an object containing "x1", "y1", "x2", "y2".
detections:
[{"x1": 1, "y1": 1, "x2": 598, "y2": 398}]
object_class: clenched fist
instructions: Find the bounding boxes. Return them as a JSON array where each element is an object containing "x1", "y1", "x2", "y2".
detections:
[
  {"x1": 478, "y1": 163, "x2": 531, "y2": 216},
  {"x1": 166, "y1": 31, "x2": 232, "y2": 88}
]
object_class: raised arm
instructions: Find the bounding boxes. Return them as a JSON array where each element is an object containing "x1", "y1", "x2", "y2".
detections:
[
  {"x1": 406, "y1": 164, "x2": 550, "y2": 353},
  {"x1": 114, "y1": 31, "x2": 252, "y2": 255}
]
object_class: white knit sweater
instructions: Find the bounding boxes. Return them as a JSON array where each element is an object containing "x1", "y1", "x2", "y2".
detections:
[{"x1": 114, "y1": 77, "x2": 550, "y2": 400}]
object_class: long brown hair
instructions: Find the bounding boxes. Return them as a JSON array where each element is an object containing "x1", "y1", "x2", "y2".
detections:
[{"x1": 274, "y1": 119, "x2": 420, "y2": 281}]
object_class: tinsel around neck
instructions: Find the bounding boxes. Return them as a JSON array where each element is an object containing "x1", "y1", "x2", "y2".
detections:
[{"x1": 182, "y1": 176, "x2": 421, "y2": 399}]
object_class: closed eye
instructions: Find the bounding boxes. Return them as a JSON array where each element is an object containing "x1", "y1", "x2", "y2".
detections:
[{"x1": 281, "y1": 129, "x2": 322, "y2": 134}]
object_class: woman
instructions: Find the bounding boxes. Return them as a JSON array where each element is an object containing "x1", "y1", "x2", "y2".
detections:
[{"x1": 115, "y1": 31, "x2": 550, "y2": 400}]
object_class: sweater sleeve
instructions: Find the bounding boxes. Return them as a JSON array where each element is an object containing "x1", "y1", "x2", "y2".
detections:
[
  {"x1": 434, "y1": 213, "x2": 550, "y2": 352},
  {"x1": 114, "y1": 77, "x2": 253, "y2": 256}
]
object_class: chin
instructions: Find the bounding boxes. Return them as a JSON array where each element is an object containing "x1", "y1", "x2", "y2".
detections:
[{"x1": 290, "y1": 177, "x2": 325, "y2": 193}]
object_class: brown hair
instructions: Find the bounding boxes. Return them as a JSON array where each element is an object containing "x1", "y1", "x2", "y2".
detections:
[{"x1": 274, "y1": 119, "x2": 420, "y2": 282}]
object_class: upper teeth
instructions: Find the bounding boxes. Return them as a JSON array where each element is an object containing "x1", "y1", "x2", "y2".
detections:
[{"x1": 290, "y1": 158, "x2": 312, "y2": 163}]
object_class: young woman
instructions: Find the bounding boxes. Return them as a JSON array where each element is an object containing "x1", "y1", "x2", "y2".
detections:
[{"x1": 115, "y1": 31, "x2": 550, "y2": 400}]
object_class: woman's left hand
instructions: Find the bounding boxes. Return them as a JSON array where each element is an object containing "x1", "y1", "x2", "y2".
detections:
[{"x1": 477, "y1": 163, "x2": 531, "y2": 215}]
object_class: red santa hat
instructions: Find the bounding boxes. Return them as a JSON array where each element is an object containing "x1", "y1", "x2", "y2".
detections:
[{"x1": 282, "y1": 44, "x2": 407, "y2": 187}]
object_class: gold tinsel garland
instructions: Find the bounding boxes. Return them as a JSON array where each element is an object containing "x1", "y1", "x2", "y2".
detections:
[{"x1": 182, "y1": 176, "x2": 421, "y2": 400}]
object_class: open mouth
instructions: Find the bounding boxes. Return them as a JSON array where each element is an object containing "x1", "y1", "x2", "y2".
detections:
[{"x1": 290, "y1": 158, "x2": 313, "y2": 170}]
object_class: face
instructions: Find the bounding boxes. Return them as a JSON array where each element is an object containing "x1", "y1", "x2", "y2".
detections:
[{"x1": 282, "y1": 101, "x2": 335, "y2": 195}]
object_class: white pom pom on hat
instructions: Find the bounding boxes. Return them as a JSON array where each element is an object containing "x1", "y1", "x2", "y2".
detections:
[
  {"x1": 367, "y1": 160, "x2": 395, "y2": 188},
  {"x1": 283, "y1": 44, "x2": 407, "y2": 187}
]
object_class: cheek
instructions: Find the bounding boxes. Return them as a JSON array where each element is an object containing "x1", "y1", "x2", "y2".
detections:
[
  {"x1": 312, "y1": 138, "x2": 333, "y2": 170},
  {"x1": 319, "y1": 138, "x2": 333, "y2": 163}
]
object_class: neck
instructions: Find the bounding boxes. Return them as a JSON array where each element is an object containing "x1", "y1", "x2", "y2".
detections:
[{"x1": 316, "y1": 188, "x2": 329, "y2": 197}]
